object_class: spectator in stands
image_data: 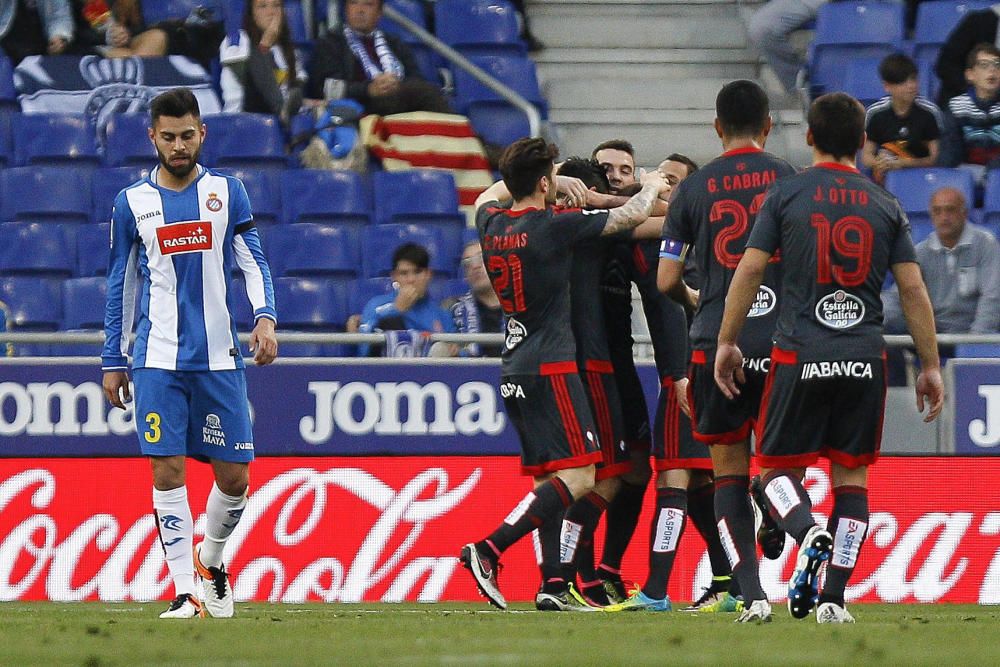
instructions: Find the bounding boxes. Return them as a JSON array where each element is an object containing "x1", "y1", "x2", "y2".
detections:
[
  {"x1": 0, "y1": 0, "x2": 74, "y2": 64},
  {"x1": 103, "y1": 0, "x2": 224, "y2": 69},
  {"x1": 451, "y1": 240, "x2": 504, "y2": 357},
  {"x1": 746, "y1": 0, "x2": 827, "y2": 95},
  {"x1": 861, "y1": 53, "x2": 943, "y2": 185},
  {"x1": 935, "y1": 5, "x2": 999, "y2": 107},
  {"x1": 305, "y1": 0, "x2": 450, "y2": 115},
  {"x1": 69, "y1": 0, "x2": 113, "y2": 55},
  {"x1": 884, "y1": 187, "x2": 1000, "y2": 335},
  {"x1": 220, "y1": 0, "x2": 305, "y2": 122},
  {"x1": 354, "y1": 242, "x2": 455, "y2": 356},
  {"x1": 940, "y1": 44, "x2": 1000, "y2": 174}
]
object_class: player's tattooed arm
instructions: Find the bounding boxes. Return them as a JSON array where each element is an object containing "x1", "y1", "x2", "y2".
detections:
[
  {"x1": 601, "y1": 172, "x2": 670, "y2": 236},
  {"x1": 588, "y1": 189, "x2": 669, "y2": 217}
]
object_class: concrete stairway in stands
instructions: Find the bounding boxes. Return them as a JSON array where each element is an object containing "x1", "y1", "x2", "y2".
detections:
[{"x1": 528, "y1": 0, "x2": 811, "y2": 169}]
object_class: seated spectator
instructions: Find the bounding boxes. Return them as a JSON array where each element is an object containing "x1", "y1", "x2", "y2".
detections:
[
  {"x1": 220, "y1": 0, "x2": 304, "y2": 121},
  {"x1": 884, "y1": 187, "x2": 1000, "y2": 335},
  {"x1": 103, "y1": 0, "x2": 224, "y2": 69},
  {"x1": 862, "y1": 53, "x2": 943, "y2": 185},
  {"x1": 935, "y1": 6, "x2": 999, "y2": 107},
  {"x1": 451, "y1": 240, "x2": 503, "y2": 357},
  {"x1": 941, "y1": 43, "x2": 1000, "y2": 174},
  {"x1": 1, "y1": 0, "x2": 74, "y2": 64},
  {"x1": 305, "y1": 0, "x2": 450, "y2": 115},
  {"x1": 355, "y1": 242, "x2": 455, "y2": 356}
]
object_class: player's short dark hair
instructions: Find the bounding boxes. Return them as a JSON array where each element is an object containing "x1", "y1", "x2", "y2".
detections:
[
  {"x1": 591, "y1": 139, "x2": 635, "y2": 159},
  {"x1": 715, "y1": 80, "x2": 770, "y2": 138},
  {"x1": 150, "y1": 88, "x2": 201, "y2": 123},
  {"x1": 664, "y1": 153, "x2": 699, "y2": 176},
  {"x1": 878, "y1": 53, "x2": 918, "y2": 84},
  {"x1": 807, "y1": 93, "x2": 866, "y2": 160},
  {"x1": 499, "y1": 137, "x2": 559, "y2": 200},
  {"x1": 392, "y1": 242, "x2": 430, "y2": 270},
  {"x1": 557, "y1": 157, "x2": 611, "y2": 194},
  {"x1": 967, "y1": 42, "x2": 1000, "y2": 69}
]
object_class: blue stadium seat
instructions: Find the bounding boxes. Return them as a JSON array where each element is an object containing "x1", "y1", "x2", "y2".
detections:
[
  {"x1": 349, "y1": 277, "x2": 395, "y2": 315},
  {"x1": 13, "y1": 113, "x2": 100, "y2": 167},
  {"x1": 0, "y1": 222, "x2": 75, "y2": 277},
  {"x1": 1, "y1": 167, "x2": 91, "y2": 224},
  {"x1": 213, "y1": 168, "x2": 281, "y2": 226},
  {"x1": 62, "y1": 277, "x2": 107, "y2": 329},
  {"x1": 381, "y1": 0, "x2": 428, "y2": 42},
  {"x1": 809, "y1": 2, "x2": 905, "y2": 94},
  {"x1": 982, "y1": 170, "x2": 1000, "y2": 228},
  {"x1": 0, "y1": 107, "x2": 14, "y2": 167},
  {"x1": 844, "y1": 57, "x2": 888, "y2": 107},
  {"x1": 373, "y1": 170, "x2": 465, "y2": 225},
  {"x1": 203, "y1": 113, "x2": 288, "y2": 170},
  {"x1": 452, "y1": 55, "x2": 547, "y2": 116},
  {"x1": 274, "y1": 277, "x2": 349, "y2": 329},
  {"x1": 104, "y1": 113, "x2": 155, "y2": 167},
  {"x1": 281, "y1": 170, "x2": 372, "y2": 225},
  {"x1": 267, "y1": 223, "x2": 362, "y2": 277},
  {"x1": 913, "y1": 1, "x2": 995, "y2": 63},
  {"x1": 93, "y1": 167, "x2": 149, "y2": 224},
  {"x1": 954, "y1": 344, "x2": 1000, "y2": 358},
  {"x1": 467, "y1": 105, "x2": 532, "y2": 147},
  {"x1": 143, "y1": 0, "x2": 224, "y2": 24},
  {"x1": 884, "y1": 168, "x2": 975, "y2": 218},
  {"x1": 282, "y1": 0, "x2": 309, "y2": 45},
  {"x1": 0, "y1": 51, "x2": 15, "y2": 107},
  {"x1": 0, "y1": 276, "x2": 63, "y2": 330},
  {"x1": 909, "y1": 219, "x2": 934, "y2": 245},
  {"x1": 76, "y1": 223, "x2": 110, "y2": 277},
  {"x1": 435, "y1": 0, "x2": 526, "y2": 57},
  {"x1": 429, "y1": 277, "x2": 470, "y2": 305},
  {"x1": 362, "y1": 223, "x2": 452, "y2": 277}
]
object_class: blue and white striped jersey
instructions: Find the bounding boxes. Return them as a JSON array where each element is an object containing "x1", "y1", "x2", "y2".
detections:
[{"x1": 102, "y1": 165, "x2": 277, "y2": 372}]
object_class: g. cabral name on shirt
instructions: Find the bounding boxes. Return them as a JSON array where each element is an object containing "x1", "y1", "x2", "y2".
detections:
[{"x1": 156, "y1": 221, "x2": 213, "y2": 256}]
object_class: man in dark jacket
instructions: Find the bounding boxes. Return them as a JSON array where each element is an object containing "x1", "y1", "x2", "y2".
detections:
[
  {"x1": 305, "y1": 0, "x2": 449, "y2": 115},
  {"x1": 935, "y1": 6, "x2": 1000, "y2": 106}
]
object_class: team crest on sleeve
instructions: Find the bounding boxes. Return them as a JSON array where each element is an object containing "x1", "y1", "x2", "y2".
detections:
[
  {"x1": 205, "y1": 193, "x2": 223, "y2": 212},
  {"x1": 815, "y1": 290, "x2": 865, "y2": 329}
]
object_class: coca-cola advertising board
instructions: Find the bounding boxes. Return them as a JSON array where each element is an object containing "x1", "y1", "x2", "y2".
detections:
[
  {"x1": 951, "y1": 359, "x2": 1000, "y2": 455},
  {"x1": 0, "y1": 456, "x2": 998, "y2": 604}
]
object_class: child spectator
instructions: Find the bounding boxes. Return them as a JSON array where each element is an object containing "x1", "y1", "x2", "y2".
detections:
[
  {"x1": 942, "y1": 43, "x2": 1000, "y2": 174},
  {"x1": 862, "y1": 53, "x2": 943, "y2": 184}
]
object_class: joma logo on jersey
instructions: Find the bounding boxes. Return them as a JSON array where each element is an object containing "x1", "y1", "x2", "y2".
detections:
[
  {"x1": 801, "y1": 361, "x2": 874, "y2": 380},
  {"x1": 156, "y1": 221, "x2": 213, "y2": 256}
]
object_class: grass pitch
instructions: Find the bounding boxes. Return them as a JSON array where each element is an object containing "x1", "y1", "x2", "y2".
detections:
[{"x1": 2, "y1": 602, "x2": 998, "y2": 666}]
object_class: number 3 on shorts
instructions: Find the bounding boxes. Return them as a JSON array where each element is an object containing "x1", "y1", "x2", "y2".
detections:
[{"x1": 144, "y1": 412, "x2": 161, "y2": 443}]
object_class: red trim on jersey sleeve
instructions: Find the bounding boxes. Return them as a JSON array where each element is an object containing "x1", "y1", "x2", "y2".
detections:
[
  {"x1": 722, "y1": 146, "x2": 764, "y2": 157},
  {"x1": 814, "y1": 162, "x2": 861, "y2": 174},
  {"x1": 540, "y1": 361, "x2": 579, "y2": 375}
]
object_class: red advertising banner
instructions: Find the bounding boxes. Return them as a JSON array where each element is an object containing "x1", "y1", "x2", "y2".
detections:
[{"x1": 0, "y1": 456, "x2": 997, "y2": 604}]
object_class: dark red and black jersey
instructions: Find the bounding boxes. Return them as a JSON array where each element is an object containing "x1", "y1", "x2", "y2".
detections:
[
  {"x1": 747, "y1": 163, "x2": 916, "y2": 361},
  {"x1": 662, "y1": 148, "x2": 797, "y2": 356},
  {"x1": 571, "y1": 237, "x2": 614, "y2": 366},
  {"x1": 476, "y1": 201, "x2": 609, "y2": 375}
]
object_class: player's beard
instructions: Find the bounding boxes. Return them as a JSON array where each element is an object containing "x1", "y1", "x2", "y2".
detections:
[{"x1": 157, "y1": 143, "x2": 202, "y2": 179}]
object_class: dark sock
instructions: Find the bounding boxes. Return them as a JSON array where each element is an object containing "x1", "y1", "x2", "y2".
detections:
[
  {"x1": 714, "y1": 475, "x2": 765, "y2": 602},
  {"x1": 538, "y1": 508, "x2": 566, "y2": 588},
  {"x1": 687, "y1": 482, "x2": 732, "y2": 579},
  {"x1": 641, "y1": 487, "x2": 686, "y2": 600},
  {"x1": 819, "y1": 485, "x2": 869, "y2": 607},
  {"x1": 761, "y1": 471, "x2": 816, "y2": 544},
  {"x1": 480, "y1": 477, "x2": 574, "y2": 556},
  {"x1": 561, "y1": 492, "x2": 607, "y2": 582},
  {"x1": 600, "y1": 480, "x2": 647, "y2": 571}
]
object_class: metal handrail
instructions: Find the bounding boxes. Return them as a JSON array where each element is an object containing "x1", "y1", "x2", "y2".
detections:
[{"x1": 380, "y1": 4, "x2": 542, "y2": 138}]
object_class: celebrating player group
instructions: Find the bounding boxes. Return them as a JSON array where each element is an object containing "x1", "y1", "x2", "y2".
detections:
[{"x1": 460, "y1": 81, "x2": 945, "y2": 623}]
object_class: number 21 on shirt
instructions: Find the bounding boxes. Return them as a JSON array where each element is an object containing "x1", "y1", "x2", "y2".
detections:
[{"x1": 488, "y1": 254, "x2": 526, "y2": 313}]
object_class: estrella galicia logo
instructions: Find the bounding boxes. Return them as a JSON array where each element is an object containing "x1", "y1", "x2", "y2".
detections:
[
  {"x1": 160, "y1": 514, "x2": 183, "y2": 531},
  {"x1": 748, "y1": 286, "x2": 776, "y2": 318},
  {"x1": 815, "y1": 290, "x2": 865, "y2": 330},
  {"x1": 505, "y1": 317, "x2": 527, "y2": 352}
]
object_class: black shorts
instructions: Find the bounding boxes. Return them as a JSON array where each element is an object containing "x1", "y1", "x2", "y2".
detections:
[
  {"x1": 502, "y1": 366, "x2": 603, "y2": 476},
  {"x1": 755, "y1": 348, "x2": 887, "y2": 470},
  {"x1": 688, "y1": 349, "x2": 769, "y2": 445},
  {"x1": 653, "y1": 377, "x2": 712, "y2": 470},
  {"x1": 580, "y1": 361, "x2": 632, "y2": 480}
]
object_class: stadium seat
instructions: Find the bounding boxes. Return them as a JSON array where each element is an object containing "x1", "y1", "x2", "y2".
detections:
[
  {"x1": 281, "y1": 169, "x2": 372, "y2": 225},
  {"x1": 0, "y1": 276, "x2": 63, "y2": 330},
  {"x1": 104, "y1": 113, "x2": 155, "y2": 167},
  {"x1": 452, "y1": 55, "x2": 547, "y2": 116},
  {"x1": 954, "y1": 343, "x2": 1000, "y2": 358},
  {"x1": 13, "y1": 113, "x2": 100, "y2": 167},
  {"x1": 913, "y1": 1, "x2": 995, "y2": 63},
  {"x1": 274, "y1": 277, "x2": 349, "y2": 329},
  {"x1": 62, "y1": 277, "x2": 107, "y2": 329},
  {"x1": 0, "y1": 51, "x2": 14, "y2": 107},
  {"x1": 429, "y1": 277, "x2": 469, "y2": 305},
  {"x1": 373, "y1": 170, "x2": 465, "y2": 225},
  {"x1": 93, "y1": 167, "x2": 149, "y2": 224},
  {"x1": 844, "y1": 57, "x2": 888, "y2": 107},
  {"x1": 266, "y1": 223, "x2": 362, "y2": 277},
  {"x1": 203, "y1": 113, "x2": 288, "y2": 169},
  {"x1": 809, "y1": 2, "x2": 905, "y2": 94},
  {"x1": 363, "y1": 223, "x2": 454, "y2": 277},
  {"x1": 381, "y1": 0, "x2": 428, "y2": 41},
  {"x1": 1, "y1": 167, "x2": 92, "y2": 224},
  {"x1": 0, "y1": 222, "x2": 75, "y2": 276},
  {"x1": 213, "y1": 168, "x2": 282, "y2": 226},
  {"x1": 908, "y1": 219, "x2": 934, "y2": 245},
  {"x1": 435, "y1": 0, "x2": 526, "y2": 57},
  {"x1": 0, "y1": 107, "x2": 14, "y2": 167},
  {"x1": 884, "y1": 168, "x2": 975, "y2": 218},
  {"x1": 282, "y1": 0, "x2": 309, "y2": 45},
  {"x1": 76, "y1": 223, "x2": 110, "y2": 277},
  {"x1": 143, "y1": 0, "x2": 224, "y2": 25},
  {"x1": 349, "y1": 277, "x2": 395, "y2": 315},
  {"x1": 982, "y1": 170, "x2": 1000, "y2": 228}
]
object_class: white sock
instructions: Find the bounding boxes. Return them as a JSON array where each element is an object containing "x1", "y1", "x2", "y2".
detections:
[
  {"x1": 200, "y1": 482, "x2": 248, "y2": 569},
  {"x1": 152, "y1": 486, "x2": 195, "y2": 597}
]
